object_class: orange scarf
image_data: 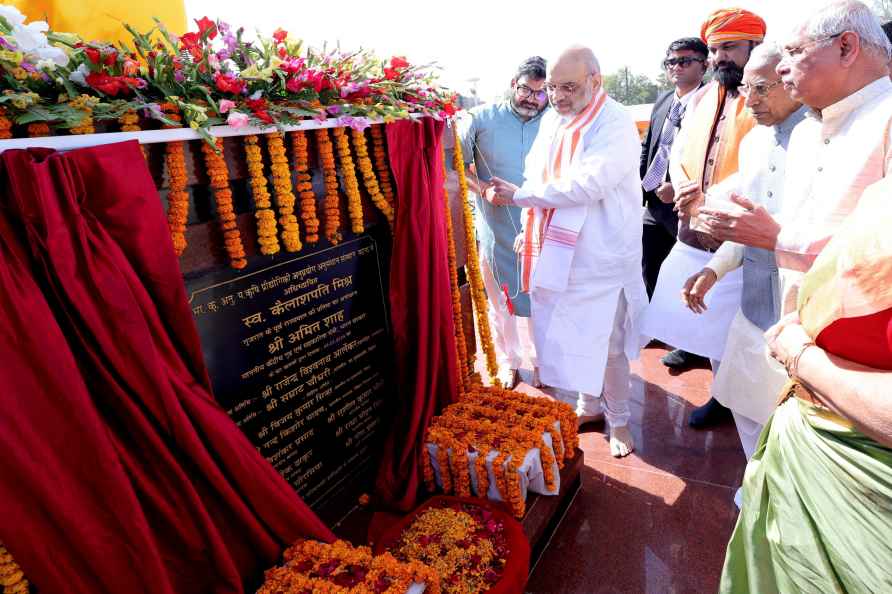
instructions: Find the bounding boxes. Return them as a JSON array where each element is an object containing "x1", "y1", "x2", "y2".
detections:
[
  {"x1": 521, "y1": 90, "x2": 608, "y2": 292},
  {"x1": 680, "y1": 83, "x2": 756, "y2": 187}
]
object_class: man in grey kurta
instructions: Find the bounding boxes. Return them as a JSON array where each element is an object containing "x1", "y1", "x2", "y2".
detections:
[{"x1": 457, "y1": 56, "x2": 548, "y2": 387}]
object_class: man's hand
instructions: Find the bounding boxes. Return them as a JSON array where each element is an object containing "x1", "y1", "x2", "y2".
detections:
[
  {"x1": 513, "y1": 232, "x2": 525, "y2": 254},
  {"x1": 655, "y1": 181, "x2": 675, "y2": 204},
  {"x1": 674, "y1": 180, "x2": 703, "y2": 216},
  {"x1": 485, "y1": 176, "x2": 519, "y2": 206},
  {"x1": 698, "y1": 194, "x2": 781, "y2": 250},
  {"x1": 681, "y1": 268, "x2": 718, "y2": 314}
]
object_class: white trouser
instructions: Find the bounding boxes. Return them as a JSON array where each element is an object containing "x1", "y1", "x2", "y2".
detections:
[
  {"x1": 732, "y1": 410, "x2": 763, "y2": 461},
  {"x1": 552, "y1": 291, "x2": 632, "y2": 428},
  {"x1": 480, "y1": 255, "x2": 535, "y2": 370}
]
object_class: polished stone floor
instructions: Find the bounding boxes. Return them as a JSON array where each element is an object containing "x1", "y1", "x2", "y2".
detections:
[{"x1": 524, "y1": 343, "x2": 745, "y2": 594}]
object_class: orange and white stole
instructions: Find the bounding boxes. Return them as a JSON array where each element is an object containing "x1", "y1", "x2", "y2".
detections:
[{"x1": 521, "y1": 88, "x2": 608, "y2": 292}]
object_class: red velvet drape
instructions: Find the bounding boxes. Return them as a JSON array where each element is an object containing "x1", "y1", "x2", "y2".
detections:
[
  {"x1": 0, "y1": 141, "x2": 333, "y2": 594},
  {"x1": 375, "y1": 118, "x2": 460, "y2": 511}
]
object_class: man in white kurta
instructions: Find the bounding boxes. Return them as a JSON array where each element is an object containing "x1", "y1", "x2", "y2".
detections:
[
  {"x1": 487, "y1": 46, "x2": 647, "y2": 458},
  {"x1": 679, "y1": 43, "x2": 805, "y2": 507}
]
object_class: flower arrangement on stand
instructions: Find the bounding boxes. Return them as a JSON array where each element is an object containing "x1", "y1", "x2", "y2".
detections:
[{"x1": 256, "y1": 539, "x2": 440, "y2": 594}]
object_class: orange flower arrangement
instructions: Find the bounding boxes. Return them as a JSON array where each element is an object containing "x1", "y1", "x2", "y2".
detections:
[
  {"x1": 26, "y1": 122, "x2": 49, "y2": 137},
  {"x1": 68, "y1": 94, "x2": 97, "y2": 135},
  {"x1": 315, "y1": 128, "x2": 342, "y2": 244},
  {"x1": 160, "y1": 103, "x2": 190, "y2": 256},
  {"x1": 451, "y1": 128, "x2": 499, "y2": 384},
  {"x1": 201, "y1": 137, "x2": 247, "y2": 269},
  {"x1": 351, "y1": 128, "x2": 394, "y2": 228},
  {"x1": 243, "y1": 135, "x2": 281, "y2": 256},
  {"x1": 257, "y1": 539, "x2": 440, "y2": 594},
  {"x1": 0, "y1": 108, "x2": 12, "y2": 140},
  {"x1": 392, "y1": 504, "x2": 509, "y2": 594},
  {"x1": 290, "y1": 131, "x2": 320, "y2": 244},
  {"x1": 266, "y1": 132, "x2": 302, "y2": 252},
  {"x1": 332, "y1": 126, "x2": 364, "y2": 234},
  {"x1": 0, "y1": 541, "x2": 29, "y2": 593},
  {"x1": 440, "y1": 148, "x2": 471, "y2": 392},
  {"x1": 369, "y1": 124, "x2": 396, "y2": 212}
]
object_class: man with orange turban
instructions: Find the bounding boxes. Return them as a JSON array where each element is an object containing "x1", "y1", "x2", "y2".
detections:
[{"x1": 640, "y1": 8, "x2": 764, "y2": 428}]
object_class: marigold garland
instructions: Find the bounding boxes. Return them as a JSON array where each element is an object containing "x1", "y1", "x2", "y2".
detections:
[
  {"x1": 257, "y1": 539, "x2": 441, "y2": 594},
  {"x1": 244, "y1": 135, "x2": 281, "y2": 255},
  {"x1": 118, "y1": 109, "x2": 148, "y2": 159},
  {"x1": 26, "y1": 122, "x2": 49, "y2": 137},
  {"x1": 440, "y1": 147, "x2": 471, "y2": 392},
  {"x1": 266, "y1": 132, "x2": 303, "y2": 252},
  {"x1": 0, "y1": 108, "x2": 12, "y2": 140},
  {"x1": 351, "y1": 128, "x2": 394, "y2": 228},
  {"x1": 290, "y1": 130, "x2": 320, "y2": 244},
  {"x1": 392, "y1": 505, "x2": 508, "y2": 594},
  {"x1": 451, "y1": 125, "x2": 499, "y2": 384},
  {"x1": 160, "y1": 103, "x2": 190, "y2": 256},
  {"x1": 0, "y1": 541, "x2": 29, "y2": 594},
  {"x1": 68, "y1": 94, "x2": 97, "y2": 135},
  {"x1": 332, "y1": 126, "x2": 365, "y2": 234},
  {"x1": 315, "y1": 128, "x2": 342, "y2": 244},
  {"x1": 369, "y1": 124, "x2": 396, "y2": 211},
  {"x1": 201, "y1": 137, "x2": 247, "y2": 269}
]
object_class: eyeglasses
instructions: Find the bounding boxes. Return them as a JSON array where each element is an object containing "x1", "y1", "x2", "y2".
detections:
[
  {"x1": 739, "y1": 80, "x2": 783, "y2": 98},
  {"x1": 515, "y1": 84, "x2": 548, "y2": 101},
  {"x1": 545, "y1": 73, "x2": 593, "y2": 95},
  {"x1": 781, "y1": 32, "x2": 843, "y2": 60},
  {"x1": 662, "y1": 56, "x2": 705, "y2": 69}
]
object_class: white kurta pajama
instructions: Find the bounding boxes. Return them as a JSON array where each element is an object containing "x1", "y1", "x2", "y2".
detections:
[{"x1": 513, "y1": 92, "x2": 647, "y2": 427}]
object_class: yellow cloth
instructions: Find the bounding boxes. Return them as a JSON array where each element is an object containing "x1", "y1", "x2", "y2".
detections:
[
  {"x1": 680, "y1": 84, "x2": 756, "y2": 188},
  {"x1": 700, "y1": 7, "x2": 766, "y2": 45},
  {"x1": 5, "y1": 0, "x2": 186, "y2": 45}
]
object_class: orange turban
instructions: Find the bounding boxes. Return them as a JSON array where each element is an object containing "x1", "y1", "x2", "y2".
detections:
[{"x1": 701, "y1": 8, "x2": 767, "y2": 45}]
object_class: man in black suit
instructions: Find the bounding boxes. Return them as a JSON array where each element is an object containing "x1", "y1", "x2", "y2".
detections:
[
  {"x1": 641, "y1": 37, "x2": 708, "y2": 297},
  {"x1": 640, "y1": 37, "x2": 708, "y2": 369}
]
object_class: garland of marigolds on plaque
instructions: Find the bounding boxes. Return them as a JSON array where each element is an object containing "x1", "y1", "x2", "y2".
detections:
[
  {"x1": 291, "y1": 131, "x2": 321, "y2": 245},
  {"x1": 351, "y1": 128, "x2": 395, "y2": 228},
  {"x1": 244, "y1": 135, "x2": 281, "y2": 256},
  {"x1": 161, "y1": 103, "x2": 190, "y2": 256},
  {"x1": 332, "y1": 127, "x2": 365, "y2": 235},
  {"x1": 0, "y1": 541, "x2": 29, "y2": 594},
  {"x1": 201, "y1": 137, "x2": 248, "y2": 269},
  {"x1": 451, "y1": 125, "x2": 499, "y2": 382},
  {"x1": 256, "y1": 539, "x2": 441, "y2": 594}
]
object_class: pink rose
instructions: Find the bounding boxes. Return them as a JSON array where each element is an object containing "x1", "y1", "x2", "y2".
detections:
[
  {"x1": 227, "y1": 111, "x2": 249, "y2": 128},
  {"x1": 218, "y1": 99, "x2": 235, "y2": 114}
]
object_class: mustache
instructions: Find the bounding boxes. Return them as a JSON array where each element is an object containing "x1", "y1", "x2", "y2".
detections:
[{"x1": 714, "y1": 61, "x2": 745, "y2": 91}]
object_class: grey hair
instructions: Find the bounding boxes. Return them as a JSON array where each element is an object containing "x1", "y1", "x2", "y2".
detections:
[
  {"x1": 804, "y1": 0, "x2": 892, "y2": 60},
  {"x1": 746, "y1": 41, "x2": 783, "y2": 70}
]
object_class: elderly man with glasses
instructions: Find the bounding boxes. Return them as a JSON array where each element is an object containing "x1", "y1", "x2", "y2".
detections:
[
  {"x1": 485, "y1": 45, "x2": 647, "y2": 458},
  {"x1": 678, "y1": 42, "x2": 806, "y2": 509},
  {"x1": 640, "y1": 7, "x2": 765, "y2": 430},
  {"x1": 456, "y1": 56, "x2": 549, "y2": 389},
  {"x1": 640, "y1": 37, "x2": 708, "y2": 301}
]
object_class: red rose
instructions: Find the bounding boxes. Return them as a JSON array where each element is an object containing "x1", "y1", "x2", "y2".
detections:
[
  {"x1": 390, "y1": 56, "x2": 410, "y2": 70},
  {"x1": 442, "y1": 102, "x2": 456, "y2": 116},
  {"x1": 84, "y1": 47, "x2": 101, "y2": 65},
  {"x1": 195, "y1": 16, "x2": 217, "y2": 39},
  {"x1": 272, "y1": 28, "x2": 288, "y2": 43},
  {"x1": 86, "y1": 72, "x2": 124, "y2": 96},
  {"x1": 179, "y1": 32, "x2": 200, "y2": 50},
  {"x1": 102, "y1": 50, "x2": 117, "y2": 67},
  {"x1": 214, "y1": 73, "x2": 246, "y2": 95}
]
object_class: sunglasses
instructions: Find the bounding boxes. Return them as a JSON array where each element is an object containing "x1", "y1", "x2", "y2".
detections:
[{"x1": 663, "y1": 56, "x2": 705, "y2": 68}]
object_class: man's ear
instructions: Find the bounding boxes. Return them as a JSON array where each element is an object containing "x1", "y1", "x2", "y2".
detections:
[{"x1": 839, "y1": 31, "x2": 861, "y2": 67}]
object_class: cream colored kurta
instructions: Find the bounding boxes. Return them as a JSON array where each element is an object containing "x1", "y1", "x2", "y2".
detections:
[{"x1": 513, "y1": 97, "x2": 647, "y2": 395}]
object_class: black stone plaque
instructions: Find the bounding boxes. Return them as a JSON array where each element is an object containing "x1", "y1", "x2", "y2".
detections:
[{"x1": 185, "y1": 227, "x2": 393, "y2": 519}]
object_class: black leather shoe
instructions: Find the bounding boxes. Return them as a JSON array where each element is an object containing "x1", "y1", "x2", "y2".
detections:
[
  {"x1": 661, "y1": 348, "x2": 707, "y2": 369},
  {"x1": 688, "y1": 397, "x2": 733, "y2": 429}
]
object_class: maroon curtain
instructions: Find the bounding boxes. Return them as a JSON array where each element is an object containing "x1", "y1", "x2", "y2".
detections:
[
  {"x1": 0, "y1": 141, "x2": 333, "y2": 594},
  {"x1": 375, "y1": 118, "x2": 459, "y2": 511}
]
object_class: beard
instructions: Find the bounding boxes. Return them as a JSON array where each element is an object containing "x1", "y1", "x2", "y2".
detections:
[
  {"x1": 511, "y1": 97, "x2": 544, "y2": 118},
  {"x1": 714, "y1": 61, "x2": 745, "y2": 95}
]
